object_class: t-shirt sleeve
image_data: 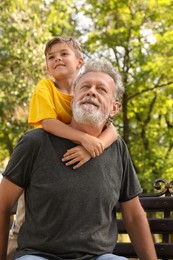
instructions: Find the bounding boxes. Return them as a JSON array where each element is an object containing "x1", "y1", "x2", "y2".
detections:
[
  {"x1": 118, "y1": 138, "x2": 143, "y2": 202},
  {"x1": 28, "y1": 79, "x2": 57, "y2": 127},
  {"x1": 2, "y1": 131, "x2": 39, "y2": 188}
]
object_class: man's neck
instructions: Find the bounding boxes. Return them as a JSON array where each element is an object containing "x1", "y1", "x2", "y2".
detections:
[{"x1": 70, "y1": 119, "x2": 104, "y2": 137}]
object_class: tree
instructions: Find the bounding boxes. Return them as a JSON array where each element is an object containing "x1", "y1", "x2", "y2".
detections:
[
  {"x1": 78, "y1": 0, "x2": 173, "y2": 190},
  {"x1": 1, "y1": 0, "x2": 173, "y2": 192},
  {"x1": 0, "y1": 0, "x2": 76, "y2": 165}
]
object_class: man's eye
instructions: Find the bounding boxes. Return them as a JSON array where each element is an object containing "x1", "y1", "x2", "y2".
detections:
[
  {"x1": 98, "y1": 87, "x2": 107, "y2": 93},
  {"x1": 81, "y1": 85, "x2": 90, "y2": 89}
]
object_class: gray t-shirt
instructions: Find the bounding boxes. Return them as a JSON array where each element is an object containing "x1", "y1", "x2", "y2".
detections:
[{"x1": 3, "y1": 129, "x2": 142, "y2": 260}]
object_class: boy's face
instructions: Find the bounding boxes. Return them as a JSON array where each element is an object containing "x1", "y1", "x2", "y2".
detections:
[{"x1": 46, "y1": 43, "x2": 83, "y2": 81}]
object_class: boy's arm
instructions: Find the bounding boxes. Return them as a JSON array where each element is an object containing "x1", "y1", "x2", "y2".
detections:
[
  {"x1": 98, "y1": 123, "x2": 118, "y2": 148},
  {"x1": 62, "y1": 123, "x2": 118, "y2": 170},
  {"x1": 41, "y1": 118, "x2": 104, "y2": 157}
]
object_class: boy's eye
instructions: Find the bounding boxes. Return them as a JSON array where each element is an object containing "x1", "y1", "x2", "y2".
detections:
[
  {"x1": 47, "y1": 55, "x2": 54, "y2": 60},
  {"x1": 62, "y1": 52, "x2": 69, "y2": 56}
]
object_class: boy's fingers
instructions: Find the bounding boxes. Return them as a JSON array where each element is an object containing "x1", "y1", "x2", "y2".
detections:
[
  {"x1": 62, "y1": 154, "x2": 77, "y2": 162},
  {"x1": 65, "y1": 158, "x2": 78, "y2": 166},
  {"x1": 63, "y1": 147, "x2": 80, "y2": 157},
  {"x1": 73, "y1": 159, "x2": 88, "y2": 169},
  {"x1": 73, "y1": 162, "x2": 82, "y2": 169}
]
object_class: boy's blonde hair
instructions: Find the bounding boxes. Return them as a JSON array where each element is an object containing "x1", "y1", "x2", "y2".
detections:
[{"x1": 44, "y1": 36, "x2": 82, "y2": 58}]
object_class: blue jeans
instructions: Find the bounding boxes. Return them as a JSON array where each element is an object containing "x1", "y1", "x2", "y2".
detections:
[
  {"x1": 15, "y1": 257, "x2": 47, "y2": 260},
  {"x1": 95, "y1": 254, "x2": 128, "y2": 260},
  {"x1": 15, "y1": 254, "x2": 128, "y2": 260}
]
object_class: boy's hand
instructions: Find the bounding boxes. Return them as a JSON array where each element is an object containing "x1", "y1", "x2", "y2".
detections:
[
  {"x1": 62, "y1": 145, "x2": 91, "y2": 169},
  {"x1": 81, "y1": 135, "x2": 105, "y2": 157}
]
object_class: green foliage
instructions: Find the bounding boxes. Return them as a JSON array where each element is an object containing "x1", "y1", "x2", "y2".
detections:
[
  {"x1": 0, "y1": 0, "x2": 173, "y2": 192},
  {"x1": 0, "y1": 0, "x2": 75, "y2": 165},
  {"x1": 79, "y1": 0, "x2": 173, "y2": 191}
]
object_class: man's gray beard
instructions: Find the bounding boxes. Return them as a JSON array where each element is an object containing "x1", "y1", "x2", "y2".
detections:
[{"x1": 72, "y1": 102, "x2": 109, "y2": 127}]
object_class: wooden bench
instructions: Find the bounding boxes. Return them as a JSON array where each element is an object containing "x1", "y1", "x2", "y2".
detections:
[{"x1": 113, "y1": 178, "x2": 173, "y2": 260}]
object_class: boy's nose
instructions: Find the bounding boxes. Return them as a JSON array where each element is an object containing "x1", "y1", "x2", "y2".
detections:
[{"x1": 55, "y1": 56, "x2": 62, "y2": 61}]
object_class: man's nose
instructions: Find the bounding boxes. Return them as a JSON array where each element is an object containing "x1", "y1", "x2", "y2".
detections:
[{"x1": 86, "y1": 86, "x2": 96, "y2": 97}]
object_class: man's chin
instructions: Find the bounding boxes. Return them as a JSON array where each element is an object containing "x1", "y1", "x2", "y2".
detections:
[
  {"x1": 81, "y1": 105, "x2": 98, "y2": 113},
  {"x1": 73, "y1": 112, "x2": 104, "y2": 127},
  {"x1": 72, "y1": 104, "x2": 107, "y2": 126}
]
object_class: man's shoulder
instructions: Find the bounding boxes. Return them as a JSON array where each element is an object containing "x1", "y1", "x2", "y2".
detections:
[
  {"x1": 21, "y1": 129, "x2": 48, "y2": 143},
  {"x1": 110, "y1": 135, "x2": 129, "y2": 155},
  {"x1": 114, "y1": 135, "x2": 127, "y2": 148},
  {"x1": 22, "y1": 129, "x2": 64, "y2": 144},
  {"x1": 16, "y1": 129, "x2": 56, "y2": 153}
]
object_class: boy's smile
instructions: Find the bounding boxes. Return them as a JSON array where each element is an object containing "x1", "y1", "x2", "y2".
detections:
[{"x1": 46, "y1": 43, "x2": 83, "y2": 82}]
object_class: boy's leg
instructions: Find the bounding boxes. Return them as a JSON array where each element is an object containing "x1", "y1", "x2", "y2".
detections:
[
  {"x1": 7, "y1": 192, "x2": 25, "y2": 260},
  {"x1": 95, "y1": 253, "x2": 128, "y2": 260}
]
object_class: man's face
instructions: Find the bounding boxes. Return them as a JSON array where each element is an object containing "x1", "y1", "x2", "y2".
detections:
[{"x1": 72, "y1": 72, "x2": 119, "y2": 126}]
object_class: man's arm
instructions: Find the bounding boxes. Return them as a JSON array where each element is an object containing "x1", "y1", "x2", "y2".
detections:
[
  {"x1": 0, "y1": 178, "x2": 23, "y2": 260},
  {"x1": 7, "y1": 192, "x2": 25, "y2": 260},
  {"x1": 120, "y1": 196, "x2": 158, "y2": 260}
]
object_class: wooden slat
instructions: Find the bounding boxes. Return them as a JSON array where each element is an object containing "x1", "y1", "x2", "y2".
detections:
[
  {"x1": 116, "y1": 197, "x2": 173, "y2": 212},
  {"x1": 140, "y1": 197, "x2": 173, "y2": 211},
  {"x1": 117, "y1": 218, "x2": 173, "y2": 233},
  {"x1": 113, "y1": 243, "x2": 173, "y2": 258},
  {"x1": 115, "y1": 195, "x2": 173, "y2": 259},
  {"x1": 148, "y1": 218, "x2": 173, "y2": 232}
]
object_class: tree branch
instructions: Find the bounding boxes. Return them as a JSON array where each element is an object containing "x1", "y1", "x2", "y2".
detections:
[{"x1": 128, "y1": 81, "x2": 173, "y2": 101}]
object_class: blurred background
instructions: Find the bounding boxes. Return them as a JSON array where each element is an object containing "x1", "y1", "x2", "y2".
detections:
[{"x1": 0, "y1": 0, "x2": 173, "y2": 191}]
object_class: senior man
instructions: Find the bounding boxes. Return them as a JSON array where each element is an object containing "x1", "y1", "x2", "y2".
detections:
[{"x1": 0, "y1": 60, "x2": 157, "y2": 260}]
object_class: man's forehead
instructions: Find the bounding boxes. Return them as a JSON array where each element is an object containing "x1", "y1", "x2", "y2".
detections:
[{"x1": 78, "y1": 71, "x2": 114, "y2": 85}]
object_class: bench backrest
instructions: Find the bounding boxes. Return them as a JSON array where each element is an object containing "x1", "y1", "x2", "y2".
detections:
[{"x1": 113, "y1": 178, "x2": 173, "y2": 260}]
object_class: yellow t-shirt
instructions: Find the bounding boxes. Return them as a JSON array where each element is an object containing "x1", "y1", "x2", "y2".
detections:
[{"x1": 28, "y1": 79, "x2": 72, "y2": 128}]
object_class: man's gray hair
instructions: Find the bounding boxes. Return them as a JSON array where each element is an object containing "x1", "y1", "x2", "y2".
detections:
[{"x1": 75, "y1": 59, "x2": 125, "y2": 102}]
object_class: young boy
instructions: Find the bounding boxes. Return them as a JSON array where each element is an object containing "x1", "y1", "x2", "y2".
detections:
[
  {"x1": 29, "y1": 36, "x2": 119, "y2": 168},
  {"x1": 7, "y1": 36, "x2": 119, "y2": 259}
]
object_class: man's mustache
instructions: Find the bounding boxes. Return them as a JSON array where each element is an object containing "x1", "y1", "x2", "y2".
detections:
[{"x1": 80, "y1": 96, "x2": 100, "y2": 107}]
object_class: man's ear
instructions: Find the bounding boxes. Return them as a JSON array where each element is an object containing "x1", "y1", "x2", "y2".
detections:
[{"x1": 109, "y1": 101, "x2": 121, "y2": 117}]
